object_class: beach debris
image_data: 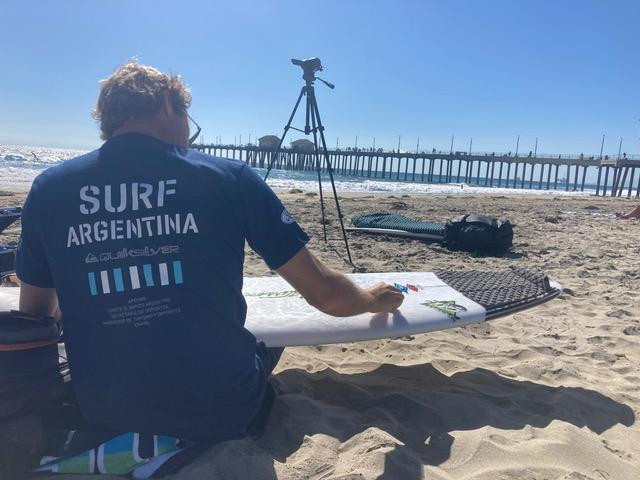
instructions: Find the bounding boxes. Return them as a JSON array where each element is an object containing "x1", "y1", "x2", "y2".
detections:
[
  {"x1": 606, "y1": 309, "x2": 632, "y2": 319},
  {"x1": 391, "y1": 201, "x2": 409, "y2": 210}
]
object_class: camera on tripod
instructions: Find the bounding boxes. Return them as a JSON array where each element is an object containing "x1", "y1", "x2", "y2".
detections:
[
  {"x1": 291, "y1": 57, "x2": 322, "y2": 72},
  {"x1": 264, "y1": 57, "x2": 353, "y2": 267},
  {"x1": 291, "y1": 57, "x2": 323, "y2": 82}
]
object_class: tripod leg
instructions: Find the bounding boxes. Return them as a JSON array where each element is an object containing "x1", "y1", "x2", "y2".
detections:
[
  {"x1": 308, "y1": 92, "x2": 328, "y2": 242},
  {"x1": 308, "y1": 88, "x2": 355, "y2": 267},
  {"x1": 264, "y1": 86, "x2": 306, "y2": 181}
]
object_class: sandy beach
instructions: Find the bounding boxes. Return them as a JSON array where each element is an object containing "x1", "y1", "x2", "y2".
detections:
[{"x1": 1, "y1": 188, "x2": 639, "y2": 480}]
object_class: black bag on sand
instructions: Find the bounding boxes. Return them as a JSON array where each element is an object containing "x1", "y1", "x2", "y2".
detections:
[
  {"x1": 0, "y1": 310, "x2": 68, "y2": 479},
  {"x1": 0, "y1": 246, "x2": 16, "y2": 276},
  {"x1": 444, "y1": 214, "x2": 513, "y2": 255}
]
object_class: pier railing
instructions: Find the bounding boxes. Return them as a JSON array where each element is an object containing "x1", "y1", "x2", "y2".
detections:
[{"x1": 193, "y1": 144, "x2": 640, "y2": 198}]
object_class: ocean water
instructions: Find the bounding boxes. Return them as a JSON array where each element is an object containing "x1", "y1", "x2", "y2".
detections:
[
  {"x1": 0, "y1": 144, "x2": 596, "y2": 196},
  {"x1": 0, "y1": 144, "x2": 87, "y2": 189}
]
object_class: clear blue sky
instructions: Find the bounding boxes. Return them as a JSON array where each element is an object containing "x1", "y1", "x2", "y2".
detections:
[{"x1": 1, "y1": 0, "x2": 638, "y2": 156}]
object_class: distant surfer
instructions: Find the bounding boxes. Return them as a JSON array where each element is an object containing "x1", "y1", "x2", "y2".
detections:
[{"x1": 14, "y1": 62, "x2": 404, "y2": 443}]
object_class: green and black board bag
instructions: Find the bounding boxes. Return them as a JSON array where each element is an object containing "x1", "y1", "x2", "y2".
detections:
[{"x1": 348, "y1": 212, "x2": 513, "y2": 254}]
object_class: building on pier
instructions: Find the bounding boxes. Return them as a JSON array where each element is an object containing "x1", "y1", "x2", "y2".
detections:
[
  {"x1": 290, "y1": 139, "x2": 315, "y2": 152},
  {"x1": 258, "y1": 135, "x2": 280, "y2": 150}
]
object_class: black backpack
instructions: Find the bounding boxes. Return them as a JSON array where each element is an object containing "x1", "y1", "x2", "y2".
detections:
[
  {"x1": 0, "y1": 308, "x2": 69, "y2": 478},
  {"x1": 444, "y1": 214, "x2": 513, "y2": 255},
  {"x1": 0, "y1": 246, "x2": 15, "y2": 276}
]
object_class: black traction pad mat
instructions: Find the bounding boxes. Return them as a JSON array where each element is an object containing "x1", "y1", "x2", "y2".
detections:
[{"x1": 435, "y1": 266, "x2": 561, "y2": 319}]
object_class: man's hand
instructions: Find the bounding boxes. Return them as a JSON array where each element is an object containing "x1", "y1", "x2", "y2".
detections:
[
  {"x1": 276, "y1": 247, "x2": 404, "y2": 317},
  {"x1": 365, "y1": 282, "x2": 405, "y2": 313}
]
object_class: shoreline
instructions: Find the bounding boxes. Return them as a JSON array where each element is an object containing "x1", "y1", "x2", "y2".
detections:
[
  {"x1": 3, "y1": 183, "x2": 628, "y2": 199},
  {"x1": 1, "y1": 182, "x2": 609, "y2": 197}
]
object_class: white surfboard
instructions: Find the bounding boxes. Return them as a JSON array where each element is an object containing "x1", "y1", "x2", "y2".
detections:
[
  {"x1": 243, "y1": 272, "x2": 486, "y2": 346},
  {"x1": 0, "y1": 288, "x2": 19, "y2": 311},
  {"x1": 0, "y1": 271, "x2": 560, "y2": 347},
  {"x1": 346, "y1": 227, "x2": 444, "y2": 241}
]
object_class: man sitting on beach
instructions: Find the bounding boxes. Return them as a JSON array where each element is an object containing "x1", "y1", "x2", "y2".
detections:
[{"x1": 14, "y1": 62, "x2": 404, "y2": 442}]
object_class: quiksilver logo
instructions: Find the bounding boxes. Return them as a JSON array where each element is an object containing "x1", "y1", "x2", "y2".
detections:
[
  {"x1": 281, "y1": 209, "x2": 295, "y2": 225},
  {"x1": 85, "y1": 245, "x2": 180, "y2": 264}
]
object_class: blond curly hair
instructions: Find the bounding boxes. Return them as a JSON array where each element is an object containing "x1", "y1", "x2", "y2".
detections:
[{"x1": 93, "y1": 62, "x2": 192, "y2": 140}]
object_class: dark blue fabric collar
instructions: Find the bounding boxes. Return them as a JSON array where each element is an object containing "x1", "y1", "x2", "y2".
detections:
[{"x1": 100, "y1": 133, "x2": 187, "y2": 157}]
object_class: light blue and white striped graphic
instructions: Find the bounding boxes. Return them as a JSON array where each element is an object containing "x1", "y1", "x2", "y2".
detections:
[
  {"x1": 159, "y1": 263, "x2": 169, "y2": 286},
  {"x1": 88, "y1": 272, "x2": 98, "y2": 296},
  {"x1": 87, "y1": 261, "x2": 184, "y2": 296},
  {"x1": 113, "y1": 268, "x2": 125, "y2": 293},
  {"x1": 143, "y1": 264, "x2": 154, "y2": 287},
  {"x1": 129, "y1": 266, "x2": 140, "y2": 290},
  {"x1": 172, "y1": 260, "x2": 183, "y2": 284},
  {"x1": 100, "y1": 271, "x2": 110, "y2": 294}
]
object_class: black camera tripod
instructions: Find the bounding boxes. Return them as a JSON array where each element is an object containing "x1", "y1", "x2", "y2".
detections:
[{"x1": 264, "y1": 58, "x2": 354, "y2": 268}]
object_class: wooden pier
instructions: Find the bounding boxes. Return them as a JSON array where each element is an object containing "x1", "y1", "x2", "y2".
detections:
[
  {"x1": 597, "y1": 157, "x2": 640, "y2": 198},
  {"x1": 193, "y1": 144, "x2": 640, "y2": 197}
]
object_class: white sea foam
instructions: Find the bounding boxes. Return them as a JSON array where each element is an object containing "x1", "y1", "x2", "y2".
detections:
[
  {"x1": 260, "y1": 172, "x2": 594, "y2": 197},
  {"x1": 0, "y1": 144, "x2": 87, "y2": 188}
]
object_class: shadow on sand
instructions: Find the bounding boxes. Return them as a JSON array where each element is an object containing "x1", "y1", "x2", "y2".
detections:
[
  {"x1": 60, "y1": 363, "x2": 633, "y2": 480},
  {"x1": 237, "y1": 362, "x2": 634, "y2": 479}
]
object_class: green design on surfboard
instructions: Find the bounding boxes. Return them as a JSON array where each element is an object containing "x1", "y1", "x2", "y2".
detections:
[
  {"x1": 245, "y1": 290, "x2": 302, "y2": 299},
  {"x1": 421, "y1": 300, "x2": 467, "y2": 321}
]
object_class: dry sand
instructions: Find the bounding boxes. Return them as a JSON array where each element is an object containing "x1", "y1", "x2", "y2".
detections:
[{"x1": 1, "y1": 189, "x2": 639, "y2": 480}]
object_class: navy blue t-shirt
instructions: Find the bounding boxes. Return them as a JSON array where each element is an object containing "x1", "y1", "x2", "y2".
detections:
[{"x1": 15, "y1": 133, "x2": 309, "y2": 441}]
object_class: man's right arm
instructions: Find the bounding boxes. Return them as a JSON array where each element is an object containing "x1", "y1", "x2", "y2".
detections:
[
  {"x1": 236, "y1": 165, "x2": 403, "y2": 315},
  {"x1": 276, "y1": 247, "x2": 404, "y2": 317}
]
